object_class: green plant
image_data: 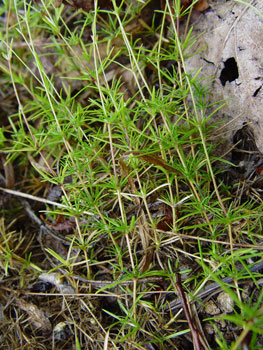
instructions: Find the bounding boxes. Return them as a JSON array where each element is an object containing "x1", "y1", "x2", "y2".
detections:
[{"x1": 1, "y1": 0, "x2": 263, "y2": 349}]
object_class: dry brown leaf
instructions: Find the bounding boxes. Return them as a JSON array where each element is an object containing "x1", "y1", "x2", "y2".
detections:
[
  {"x1": 194, "y1": 0, "x2": 209, "y2": 12},
  {"x1": 129, "y1": 151, "x2": 182, "y2": 175},
  {"x1": 156, "y1": 205, "x2": 173, "y2": 231},
  {"x1": 16, "y1": 299, "x2": 52, "y2": 331},
  {"x1": 179, "y1": 0, "x2": 210, "y2": 13},
  {"x1": 255, "y1": 164, "x2": 263, "y2": 175},
  {"x1": 63, "y1": 0, "x2": 111, "y2": 12},
  {"x1": 161, "y1": 0, "x2": 209, "y2": 21}
]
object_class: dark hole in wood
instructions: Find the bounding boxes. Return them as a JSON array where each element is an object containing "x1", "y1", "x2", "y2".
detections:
[
  {"x1": 253, "y1": 86, "x2": 262, "y2": 97},
  {"x1": 219, "y1": 57, "x2": 239, "y2": 86}
]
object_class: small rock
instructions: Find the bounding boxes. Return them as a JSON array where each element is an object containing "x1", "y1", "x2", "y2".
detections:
[
  {"x1": 217, "y1": 292, "x2": 234, "y2": 313},
  {"x1": 204, "y1": 323, "x2": 214, "y2": 335},
  {"x1": 205, "y1": 299, "x2": 220, "y2": 315}
]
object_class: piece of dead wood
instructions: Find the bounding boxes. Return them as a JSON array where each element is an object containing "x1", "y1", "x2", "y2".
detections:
[
  {"x1": 39, "y1": 272, "x2": 75, "y2": 294},
  {"x1": 166, "y1": 260, "x2": 263, "y2": 313}
]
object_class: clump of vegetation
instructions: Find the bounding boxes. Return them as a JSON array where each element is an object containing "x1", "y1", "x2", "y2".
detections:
[{"x1": 1, "y1": 0, "x2": 263, "y2": 349}]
